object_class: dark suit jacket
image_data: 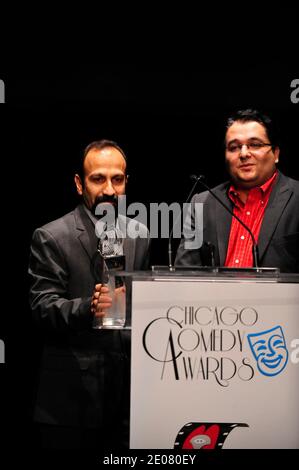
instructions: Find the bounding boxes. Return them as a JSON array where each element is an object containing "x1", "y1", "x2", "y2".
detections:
[
  {"x1": 175, "y1": 171, "x2": 299, "y2": 272},
  {"x1": 28, "y1": 204, "x2": 150, "y2": 433}
]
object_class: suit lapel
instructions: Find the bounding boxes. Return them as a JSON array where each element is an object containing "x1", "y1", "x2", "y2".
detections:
[
  {"x1": 74, "y1": 205, "x2": 98, "y2": 260},
  {"x1": 214, "y1": 186, "x2": 233, "y2": 265},
  {"x1": 258, "y1": 173, "x2": 293, "y2": 260},
  {"x1": 74, "y1": 207, "x2": 136, "y2": 268}
]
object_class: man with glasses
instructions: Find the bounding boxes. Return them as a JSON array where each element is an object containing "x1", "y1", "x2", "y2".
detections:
[{"x1": 175, "y1": 109, "x2": 299, "y2": 272}]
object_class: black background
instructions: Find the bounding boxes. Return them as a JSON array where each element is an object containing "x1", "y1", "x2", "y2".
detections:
[{"x1": 0, "y1": 47, "x2": 298, "y2": 460}]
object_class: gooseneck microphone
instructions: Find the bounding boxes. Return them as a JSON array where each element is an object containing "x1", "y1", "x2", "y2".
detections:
[
  {"x1": 190, "y1": 175, "x2": 259, "y2": 268},
  {"x1": 168, "y1": 177, "x2": 201, "y2": 270}
]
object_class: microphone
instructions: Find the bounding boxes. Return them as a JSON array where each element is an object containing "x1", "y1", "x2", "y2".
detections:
[
  {"x1": 168, "y1": 176, "x2": 201, "y2": 270},
  {"x1": 190, "y1": 175, "x2": 259, "y2": 268}
]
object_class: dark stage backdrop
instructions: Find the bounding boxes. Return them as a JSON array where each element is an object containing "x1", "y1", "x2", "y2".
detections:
[{"x1": 1, "y1": 61, "x2": 299, "y2": 452}]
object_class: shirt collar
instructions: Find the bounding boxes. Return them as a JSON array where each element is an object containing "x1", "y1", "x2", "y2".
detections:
[
  {"x1": 83, "y1": 204, "x2": 98, "y2": 226},
  {"x1": 228, "y1": 170, "x2": 278, "y2": 205}
]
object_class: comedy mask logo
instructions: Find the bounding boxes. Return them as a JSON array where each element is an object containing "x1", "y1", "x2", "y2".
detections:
[
  {"x1": 174, "y1": 422, "x2": 249, "y2": 449},
  {"x1": 247, "y1": 326, "x2": 289, "y2": 377}
]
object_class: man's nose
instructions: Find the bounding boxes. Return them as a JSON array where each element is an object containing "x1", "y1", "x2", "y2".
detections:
[
  {"x1": 103, "y1": 179, "x2": 115, "y2": 195},
  {"x1": 239, "y1": 144, "x2": 250, "y2": 158}
]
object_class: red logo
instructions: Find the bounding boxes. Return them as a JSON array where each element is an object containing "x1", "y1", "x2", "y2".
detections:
[{"x1": 174, "y1": 422, "x2": 249, "y2": 449}]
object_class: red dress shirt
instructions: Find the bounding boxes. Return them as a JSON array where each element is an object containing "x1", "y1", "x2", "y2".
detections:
[{"x1": 224, "y1": 171, "x2": 278, "y2": 267}]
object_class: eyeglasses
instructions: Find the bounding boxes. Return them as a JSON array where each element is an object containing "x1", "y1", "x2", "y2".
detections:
[{"x1": 226, "y1": 142, "x2": 273, "y2": 153}]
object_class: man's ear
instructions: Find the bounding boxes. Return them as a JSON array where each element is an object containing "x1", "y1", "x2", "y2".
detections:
[
  {"x1": 74, "y1": 174, "x2": 83, "y2": 195},
  {"x1": 274, "y1": 147, "x2": 280, "y2": 164}
]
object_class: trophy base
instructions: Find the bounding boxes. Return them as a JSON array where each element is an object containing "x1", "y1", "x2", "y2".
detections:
[{"x1": 93, "y1": 318, "x2": 125, "y2": 329}]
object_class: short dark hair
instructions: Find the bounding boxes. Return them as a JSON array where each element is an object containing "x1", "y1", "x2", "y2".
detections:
[
  {"x1": 225, "y1": 109, "x2": 280, "y2": 148},
  {"x1": 77, "y1": 139, "x2": 127, "y2": 181}
]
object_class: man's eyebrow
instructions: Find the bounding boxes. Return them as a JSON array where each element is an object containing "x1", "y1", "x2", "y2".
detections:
[
  {"x1": 89, "y1": 171, "x2": 125, "y2": 177},
  {"x1": 227, "y1": 137, "x2": 264, "y2": 144},
  {"x1": 90, "y1": 172, "x2": 105, "y2": 177}
]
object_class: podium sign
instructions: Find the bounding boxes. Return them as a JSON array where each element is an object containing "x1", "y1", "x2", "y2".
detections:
[{"x1": 130, "y1": 276, "x2": 299, "y2": 449}]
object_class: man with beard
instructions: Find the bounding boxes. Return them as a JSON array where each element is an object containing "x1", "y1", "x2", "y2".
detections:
[{"x1": 28, "y1": 140, "x2": 150, "y2": 449}]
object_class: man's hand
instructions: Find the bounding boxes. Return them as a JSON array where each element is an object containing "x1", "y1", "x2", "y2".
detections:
[{"x1": 90, "y1": 284, "x2": 112, "y2": 317}]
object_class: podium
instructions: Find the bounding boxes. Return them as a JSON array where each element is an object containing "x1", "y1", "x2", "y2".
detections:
[{"x1": 125, "y1": 268, "x2": 299, "y2": 449}]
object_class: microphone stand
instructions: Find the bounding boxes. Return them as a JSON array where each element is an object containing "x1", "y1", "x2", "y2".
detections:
[
  {"x1": 168, "y1": 177, "x2": 201, "y2": 271},
  {"x1": 191, "y1": 175, "x2": 260, "y2": 268}
]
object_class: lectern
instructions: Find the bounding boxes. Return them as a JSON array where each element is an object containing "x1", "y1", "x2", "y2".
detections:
[{"x1": 125, "y1": 268, "x2": 299, "y2": 449}]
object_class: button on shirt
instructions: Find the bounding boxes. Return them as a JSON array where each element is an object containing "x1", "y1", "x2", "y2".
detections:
[{"x1": 224, "y1": 171, "x2": 277, "y2": 267}]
